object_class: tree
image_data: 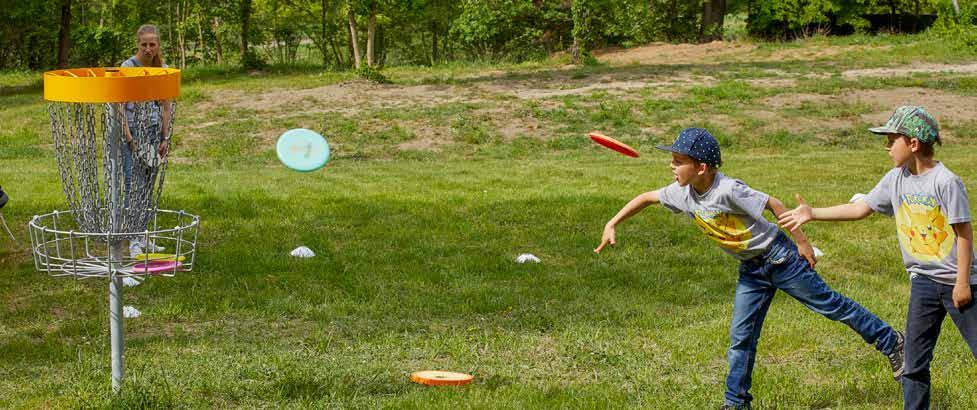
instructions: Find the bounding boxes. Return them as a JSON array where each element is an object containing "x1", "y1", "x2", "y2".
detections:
[
  {"x1": 366, "y1": 1, "x2": 376, "y2": 66},
  {"x1": 347, "y1": 3, "x2": 362, "y2": 68},
  {"x1": 57, "y1": 0, "x2": 72, "y2": 68},
  {"x1": 212, "y1": 16, "x2": 224, "y2": 64},
  {"x1": 240, "y1": 0, "x2": 253, "y2": 60},
  {"x1": 700, "y1": 0, "x2": 727, "y2": 42}
]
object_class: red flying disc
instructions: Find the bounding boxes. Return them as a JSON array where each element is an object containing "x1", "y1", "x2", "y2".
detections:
[
  {"x1": 410, "y1": 370, "x2": 474, "y2": 386},
  {"x1": 589, "y1": 131, "x2": 639, "y2": 157}
]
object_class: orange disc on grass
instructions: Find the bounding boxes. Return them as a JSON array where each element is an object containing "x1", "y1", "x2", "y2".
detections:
[
  {"x1": 589, "y1": 131, "x2": 640, "y2": 158},
  {"x1": 410, "y1": 370, "x2": 474, "y2": 386}
]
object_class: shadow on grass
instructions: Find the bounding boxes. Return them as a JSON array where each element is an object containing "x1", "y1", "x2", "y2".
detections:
[{"x1": 0, "y1": 192, "x2": 732, "y2": 360}]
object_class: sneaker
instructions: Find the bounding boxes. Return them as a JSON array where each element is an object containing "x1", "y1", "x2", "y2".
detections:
[
  {"x1": 721, "y1": 404, "x2": 750, "y2": 410},
  {"x1": 887, "y1": 330, "x2": 905, "y2": 381},
  {"x1": 144, "y1": 241, "x2": 165, "y2": 252},
  {"x1": 133, "y1": 237, "x2": 165, "y2": 253},
  {"x1": 129, "y1": 242, "x2": 144, "y2": 258}
]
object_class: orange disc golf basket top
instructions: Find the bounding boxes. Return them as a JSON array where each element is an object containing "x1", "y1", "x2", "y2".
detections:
[{"x1": 32, "y1": 67, "x2": 199, "y2": 392}]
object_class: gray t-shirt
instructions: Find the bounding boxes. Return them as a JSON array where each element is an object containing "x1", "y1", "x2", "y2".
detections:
[
  {"x1": 120, "y1": 56, "x2": 168, "y2": 127},
  {"x1": 864, "y1": 162, "x2": 977, "y2": 285},
  {"x1": 658, "y1": 173, "x2": 779, "y2": 260}
]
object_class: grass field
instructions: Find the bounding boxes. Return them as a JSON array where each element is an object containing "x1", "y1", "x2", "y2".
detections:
[{"x1": 2, "y1": 33, "x2": 977, "y2": 408}]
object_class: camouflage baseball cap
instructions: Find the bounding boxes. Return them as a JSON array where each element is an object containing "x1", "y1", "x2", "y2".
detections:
[{"x1": 868, "y1": 105, "x2": 940, "y2": 143}]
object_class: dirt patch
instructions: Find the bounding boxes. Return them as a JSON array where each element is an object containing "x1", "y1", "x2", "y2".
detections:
[
  {"x1": 594, "y1": 41, "x2": 893, "y2": 66},
  {"x1": 479, "y1": 73, "x2": 712, "y2": 100},
  {"x1": 748, "y1": 78, "x2": 798, "y2": 88},
  {"x1": 842, "y1": 63, "x2": 977, "y2": 79},
  {"x1": 765, "y1": 44, "x2": 892, "y2": 62},
  {"x1": 749, "y1": 109, "x2": 853, "y2": 135},
  {"x1": 851, "y1": 88, "x2": 977, "y2": 140},
  {"x1": 756, "y1": 88, "x2": 977, "y2": 140},
  {"x1": 397, "y1": 137, "x2": 447, "y2": 152},
  {"x1": 213, "y1": 81, "x2": 481, "y2": 113},
  {"x1": 595, "y1": 41, "x2": 757, "y2": 65},
  {"x1": 760, "y1": 93, "x2": 836, "y2": 109}
]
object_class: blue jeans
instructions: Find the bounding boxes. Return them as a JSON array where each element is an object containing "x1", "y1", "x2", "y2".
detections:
[
  {"x1": 902, "y1": 275, "x2": 977, "y2": 410},
  {"x1": 725, "y1": 232, "x2": 899, "y2": 406}
]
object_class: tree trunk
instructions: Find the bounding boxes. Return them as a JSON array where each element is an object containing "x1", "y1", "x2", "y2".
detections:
[
  {"x1": 197, "y1": 13, "x2": 205, "y2": 63},
  {"x1": 320, "y1": 0, "x2": 330, "y2": 67},
  {"x1": 700, "y1": 0, "x2": 726, "y2": 43},
  {"x1": 668, "y1": 0, "x2": 678, "y2": 40},
  {"x1": 887, "y1": 0, "x2": 897, "y2": 29},
  {"x1": 377, "y1": 23, "x2": 385, "y2": 66},
  {"x1": 212, "y1": 16, "x2": 223, "y2": 65},
  {"x1": 177, "y1": 0, "x2": 186, "y2": 68},
  {"x1": 431, "y1": 23, "x2": 439, "y2": 65},
  {"x1": 570, "y1": 0, "x2": 583, "y2": 64},
  {"x1": 366, "y1": 2, "x2": 376, "y2": 67},
  {"x1": 330, "y1": 35, "x2": 344, "y2": 67},
  {"x1": 347, "y1": 8, "x2": 362, "y2": 69},
  {"x1": 168, "y1": 0, "x2": 174, "y2": 48},
  {"x1": 570, "y1": 37, "x2": 580, "y2": 64},
  {"x1": 57, "y1": 0, "x2": 72, "y2": 69},
  {"x1": 241, "y1": 0, "x2": 253, "y2": 57}
]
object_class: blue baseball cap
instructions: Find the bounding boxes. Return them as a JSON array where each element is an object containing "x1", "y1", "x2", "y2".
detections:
[{"x1": 655, "y1": 128, "x2": 722, "y2": 167}]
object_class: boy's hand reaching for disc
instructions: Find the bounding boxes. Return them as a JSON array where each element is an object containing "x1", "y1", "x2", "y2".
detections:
[
  {"x1": 778, "y1": 194, "x2": 814, "y2": 231},
  {"x1": 595, "y1": 224, "x2": 616, "y2": 253}
]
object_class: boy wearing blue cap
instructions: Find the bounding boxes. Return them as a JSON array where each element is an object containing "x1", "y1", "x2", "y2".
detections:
[
  {"x1": 779, "y1": 106, "x2": 976, "y2": 409},
  {"x1": 596, "y1": 128, "x2": 904, "y2": 409}
]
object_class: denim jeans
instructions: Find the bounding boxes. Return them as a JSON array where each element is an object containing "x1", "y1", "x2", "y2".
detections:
[
  {"x1": 724, "y1": 231, "x2": 900, "y2": 406},
  {"x1": 902, "y1": 275, "x2": 977, "y2": 410}
]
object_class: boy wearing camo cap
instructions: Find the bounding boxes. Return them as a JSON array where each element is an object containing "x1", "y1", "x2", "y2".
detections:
[
  {"x1": 596, "y1": 127, "x2": 904, "y2": 409},
  {"x1": 780, "y1": 106, "x2": 977, "y2": 409}
]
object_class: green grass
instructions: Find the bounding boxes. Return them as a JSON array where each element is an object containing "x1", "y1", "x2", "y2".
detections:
[
  {"x1": 2, "y1": 153, "x2": 976, "y2": 408},
  {"x1": 2, "y1": 33, "x2": 977, "y2": 408}
]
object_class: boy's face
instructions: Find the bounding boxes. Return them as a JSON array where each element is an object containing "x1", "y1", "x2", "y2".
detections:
[
  {"x1": 884, "y1": 133, "x2": 913, "y2": 166},
  {"x1": 669, "y1": 153, "x2": 705, "y2": 186}
]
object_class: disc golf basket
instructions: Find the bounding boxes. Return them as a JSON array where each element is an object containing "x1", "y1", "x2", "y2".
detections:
[{"x1": 30, "y1": 67, "x2": 200, "y2": 391}]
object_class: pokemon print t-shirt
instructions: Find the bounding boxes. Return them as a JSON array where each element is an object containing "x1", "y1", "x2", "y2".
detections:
[
  {"x1": 658, "y1": 173, "x2": 779, "y2": 260},
  {"x1": 864, "y1": 162, "x2": 977, "y2": 285}
]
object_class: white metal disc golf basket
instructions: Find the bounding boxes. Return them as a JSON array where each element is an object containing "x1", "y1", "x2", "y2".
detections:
[{"x1": 31, "y1": 67, "x2": 200, "y2": 391}]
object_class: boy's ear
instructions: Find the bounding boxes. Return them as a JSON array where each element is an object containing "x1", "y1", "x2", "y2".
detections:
[
  {"x1": 908, "y1": 137, "x2": 921, "y2": 153},
  {"x1": 696, "y1": 162, "x2": 709, "y2": 175}
]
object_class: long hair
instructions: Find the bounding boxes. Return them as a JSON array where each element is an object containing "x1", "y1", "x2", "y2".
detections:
[{"x1": 136, "y1": 24, "x2": 164, "y2": 67}]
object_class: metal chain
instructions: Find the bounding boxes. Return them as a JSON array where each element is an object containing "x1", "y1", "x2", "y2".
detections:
[{"x1": 47, "y1": 101, "x2": 175, "y2": 238}]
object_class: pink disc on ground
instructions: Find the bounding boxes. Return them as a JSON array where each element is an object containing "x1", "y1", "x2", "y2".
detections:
[{"x1": 132, "y1": 260, "x2": 182, "y2": 274}]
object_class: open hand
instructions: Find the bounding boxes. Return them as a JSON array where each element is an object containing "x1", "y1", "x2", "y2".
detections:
[
  {"x1": 778, "y1": 194, "x2": 814, "y2": 231},
  {"x1": 953, "y1": 284, "x2": 973, "y2": 310},
  {"x1": 594, "y1": 224, "x2": 616, "y2": 253}
]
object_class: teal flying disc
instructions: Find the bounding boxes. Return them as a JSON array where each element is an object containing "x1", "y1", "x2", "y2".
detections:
[{"x1": 276, "y1": 129, "x2": 330, "y2": 172}]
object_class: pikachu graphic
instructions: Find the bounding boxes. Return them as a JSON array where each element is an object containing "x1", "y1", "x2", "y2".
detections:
[
  {"x1": 693, "y1": 211, "x2": 752, "y2": 252},
  {"x1": 896, "y1": 203, "x2": 954, "y2": 261}
]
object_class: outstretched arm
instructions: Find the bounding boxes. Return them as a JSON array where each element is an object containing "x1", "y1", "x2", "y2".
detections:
[
  {"x1": 595, "y1": 190, "x2": 661, "y2": 253},
  {"x1": 767, "y1": 195, "x2": 816, "y2": 267},
  {"x1": 778, "y1": 194, "x2": 875, "y2": 231}
]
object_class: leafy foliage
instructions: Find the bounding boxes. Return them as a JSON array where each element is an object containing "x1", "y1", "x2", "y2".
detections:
[{"x1": 0, "y1": 0, "x2": 967, "y2": 70}]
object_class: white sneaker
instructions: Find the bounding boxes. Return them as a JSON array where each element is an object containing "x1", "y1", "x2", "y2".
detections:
[
  {"x1": 129, "y1": 242, "x2": 144, "y2": 258},
  {"x1": 133, "y1": 238, "x2": 165, "y2": 253}
]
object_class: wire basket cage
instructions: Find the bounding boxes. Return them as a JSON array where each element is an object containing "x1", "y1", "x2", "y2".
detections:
[{"x1": 30, "y1": 208, "x2": 199, "y2": 279}]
